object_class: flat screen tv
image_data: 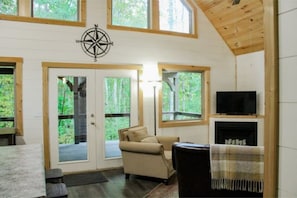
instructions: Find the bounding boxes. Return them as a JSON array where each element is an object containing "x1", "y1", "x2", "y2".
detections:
[{"x1": 216, "y1": 91, "x2": 257, "y2": 115}]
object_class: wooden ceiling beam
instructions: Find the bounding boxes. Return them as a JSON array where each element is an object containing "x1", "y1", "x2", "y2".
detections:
[{"x1": 233, "y1": 43, "x2": 263, "y2": 55}]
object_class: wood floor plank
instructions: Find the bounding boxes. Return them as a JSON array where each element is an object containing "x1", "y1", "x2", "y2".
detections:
[{"x1": 66, "y1": 168, "x2": 162, "y2": 198}]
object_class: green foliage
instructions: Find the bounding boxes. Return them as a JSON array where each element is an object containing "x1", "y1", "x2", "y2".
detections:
[
  {"x1": 57, "y1": 77, "x2": 75, "y2": 144},
  {"x1": 0, "y1": 74, "x2": 15, "y2": 128},
  {"x1": 162, "y1": 72, "x2": 202, "y2": 121},
  {"x1": 57, "y1": 77, "x2": 74, "y2": 115},
  {"x1": 57, "y1": 77, "x2": 131, "y2": 144},
  {"x1": 104, "y1": 77, "x2": 130, "y2": 114},
  {"x1": 33, "y1": 0, "x2": 78, "y2": 21},
  {"x1": 0, "y1": 0, "x2": 78, "y2": 20},
  {"x1": 105, "y1": 117, "x2": 129, "y2": 141},
  {"x1": 177, "y1": 72, "x2": 201, "y2": 113},
  {"x1": 112, "y1": 0, "x2": 191, "y2": 33},
  {"x1": 112, "y1": 0, "x2": 148, "y2": 28},
  {"x1": 0, "y1": 0, "x2": 17, "y2": 15},
  {"x1": 58, "y1": 119, "x2": 74, "y2": 144},
  {"x1": 104, "y1": 77, "x2": 131, "y2": 140}
]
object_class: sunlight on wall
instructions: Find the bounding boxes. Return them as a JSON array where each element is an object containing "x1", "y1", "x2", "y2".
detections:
[
  {"x1": 141, "y1": 63, "x2": 161, "y2": 97},
  {"x1": 142, "y1": 63, "x2": 159, "y2": 81}
]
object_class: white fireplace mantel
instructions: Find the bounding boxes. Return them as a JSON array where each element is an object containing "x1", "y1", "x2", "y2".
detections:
[{"x1": 209, "y1": 115, "x2": 264, "y2": 146}]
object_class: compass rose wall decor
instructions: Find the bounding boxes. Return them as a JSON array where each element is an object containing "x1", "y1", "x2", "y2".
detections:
[{"x1": 76, "y1": 24, "x2": 113, "y2": 61}]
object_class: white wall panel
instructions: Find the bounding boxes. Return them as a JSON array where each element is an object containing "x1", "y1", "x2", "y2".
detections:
[
  {"x1": 279, "y1": 57, "x2": 297, "y2": 102},
  {"x1": 278, "y1": 1, "x2": 297, "y2": 197},
  {"x1": 278, "y1": 0, "x2": 297, "y2": 13},
  {"x1": 279, "y1": 10, "x2": 297, "y2": 58},
  {"x1": 278, "y1": 147, "x2": 297, "y2": 197},
  {"x1": 236, "y1": 51, "x2": 265, "y2": 115},
  {"x1": 0, "y1": 1, "x2": 234, "y2": 146},
  {"x1": 279, "y1": 103, "x2": 297, "y2": 149}
]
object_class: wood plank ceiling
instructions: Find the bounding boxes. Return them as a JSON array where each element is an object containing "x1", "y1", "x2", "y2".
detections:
[{"x1": 194, "y1": 0, "x2": 264, "y2": 55}]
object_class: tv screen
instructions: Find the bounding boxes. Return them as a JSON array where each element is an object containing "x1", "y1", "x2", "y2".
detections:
[{"x1": 216, "y1": 91, "x2": 256, "y2": 115}]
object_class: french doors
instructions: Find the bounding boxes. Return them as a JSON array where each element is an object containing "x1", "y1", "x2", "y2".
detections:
[{"x1": 48, "y1": 68, "x2": 138, "y2": 172}]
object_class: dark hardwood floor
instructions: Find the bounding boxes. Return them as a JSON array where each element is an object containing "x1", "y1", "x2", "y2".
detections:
[{"x1": 66, "y1": 168, "x2": 166, "y2": 198}]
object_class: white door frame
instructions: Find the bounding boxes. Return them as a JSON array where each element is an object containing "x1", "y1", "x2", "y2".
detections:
[
  {"x1": 48, "y1": 68, "x2": 97, "y2": 172},
  {"x1": 47, "y1": 67, "x2": 140, "y2": 172}
]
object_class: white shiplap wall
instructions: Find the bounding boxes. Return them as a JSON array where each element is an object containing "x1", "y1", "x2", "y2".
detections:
[
  {"x1": 236, "y1": 51, "x2": 265, "y2": 115},
  {"x1": 0, "y1": 1, "x2": 264, "y2": 145},
  {"x1": 278, "y1": 0, "x2": 297, "y2": 197}
]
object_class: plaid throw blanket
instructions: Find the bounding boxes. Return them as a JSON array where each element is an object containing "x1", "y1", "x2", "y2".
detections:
[{"x1": 210, "y1": 144, "x2": 264, "y2": 193}]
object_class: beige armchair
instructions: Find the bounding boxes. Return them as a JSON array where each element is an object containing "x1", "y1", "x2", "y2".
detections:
[{"x1": 118, "y1": 126, "x2": 180, "y2": 184}]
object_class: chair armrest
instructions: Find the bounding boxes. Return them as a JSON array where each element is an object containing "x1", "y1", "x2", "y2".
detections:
[
  {"x1": 119, "y1": 141, "x2": 163, "y2": 154},
  {"x1": 157, "y1": 136, "x2": 180, "y2": 151}
]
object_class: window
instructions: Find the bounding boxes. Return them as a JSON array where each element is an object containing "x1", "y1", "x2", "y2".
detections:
[
  {"x1": 0, "y1": 57, "x2": 23, "y2": 135},
  {"x1": 33, "y1": 0, "x2": 79, "y2": 21},
  {"x1": 108, "y1": 0, "x2": 198, "y2": 37},
  {"x1": 0, "y1": 67, "x2": 15, "y2": 128},
  {"x1": 0, "y1": 0, "x2": 86, "y2": 26},
  {"x1": 159, "y1": 0, "x2": 191, "y2": 33},
  {"x1": 0, "y1": 0, "x2": 17, "y2": 15},
  {"x1": 111, "y1": 0, "x2": 149, "y2": 29},
  {"x1": 159, "y1": 63, "x2": 210, "y2": 127}
]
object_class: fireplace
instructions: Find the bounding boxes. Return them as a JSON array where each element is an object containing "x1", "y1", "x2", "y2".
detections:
[{"x1": 215, "y1": 121, "x2": 257, "y2": 146}]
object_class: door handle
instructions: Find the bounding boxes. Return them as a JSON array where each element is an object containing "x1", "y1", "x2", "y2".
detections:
[{"x1": 91, "y1": 122, "x2": 95, "y2": 126}]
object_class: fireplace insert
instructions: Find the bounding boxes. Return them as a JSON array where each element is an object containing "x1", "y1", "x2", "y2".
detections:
[{"x1": 215, "y1": 121, "x2": 257, "y2": 146}]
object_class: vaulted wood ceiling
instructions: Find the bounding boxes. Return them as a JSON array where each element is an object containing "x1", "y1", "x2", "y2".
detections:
[{"x1": 194, "y1": 0, "x2": 264, "y2": 55}]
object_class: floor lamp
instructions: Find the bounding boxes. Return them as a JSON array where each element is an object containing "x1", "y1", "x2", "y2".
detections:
[
  {"x1": 153, "y1": 85, "x2": 157, "y2": 136},
  {"x1": 150, "y1": 80, "x2": 161, "y2": 136}
]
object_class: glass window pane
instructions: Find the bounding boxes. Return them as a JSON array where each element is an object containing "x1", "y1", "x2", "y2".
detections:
[
  {"x1": 105, "y1": 117, "x2": 129, "y2": 158},
  {"x1": 177, "y1": 72, "x2": 201, "y2": 114},
  {"x1": 57, "y1": 76, "x2": 88, "y2": 162},
  {"x1": 0, "y1": 0, "x2": 18, "y2": 15},
  {"x1": 33, "y1": 0, "x2": 78, "y2": 21},
  {"x1": 104, "y1": 77, "x2": 131, "y2": 158},
  {"x1": 112, "y1": 0, "x2": 149, "y2": 29},
  {"x1": 104, "y1": 77, "x2": 131, "y2": 114},
  {"x1": 162, "y1": 71, "x2": 201, "y2": 121},
  {"x1": 0, "y1": 67, "x2": 15, "y2": 128},
  {"x1": 159, "y1": 0, "x2": 191, "y2": 33}
]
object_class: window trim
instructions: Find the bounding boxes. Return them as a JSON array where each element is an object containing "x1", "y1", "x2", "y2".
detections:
[
  {"x1": 158, "y1": 63, "x2": 210, "y2": 128},
  {"x1": 107, "y1": 0, "x2": 198, "y2": 38},
  {"x1": 0, "y1": 0, "x2": 86, "y2": 27},
  {"x1": 0, "y1": 57, "x2": 23, "y2": 136}
]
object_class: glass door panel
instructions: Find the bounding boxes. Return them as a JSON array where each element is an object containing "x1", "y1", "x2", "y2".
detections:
[
  {"x1": 49, "y1": 69, "x2": 96, "y2": 172},
  {"x1": 95, "y1": 69, "x2": 138, "y2": 169},
  {"x1": 104, "y1": 77, "x2": 131, "y2": 158},
  {"x1": 57, "y1": 76, "x2": 88, "y2": 162}
]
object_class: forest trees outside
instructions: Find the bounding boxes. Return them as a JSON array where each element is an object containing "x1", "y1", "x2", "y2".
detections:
[
  {"x1": 0, "y1": 68, "x2": 14, "y2": 128},
  {"x1": 0, "y1": 0, "x2": 17, "y2": 15},
  {"x1": 111, "y1": 0, "x2": 191, "y2": 33},
  {"x1": 0, "y1": 0, "x2": 78, "y2": 21},
  {"x1": 57, "y1": 76, "x2": 131, "y2": 144},
  {"x1": 162, "y1": 71, "x2": 202, "y2": 121},
  {"x1": 33, "y1": 0, "x2": 78, "y2": 21},
  {"x1": 0, "y1": 71, "x2": 201, "y2": 143}
]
